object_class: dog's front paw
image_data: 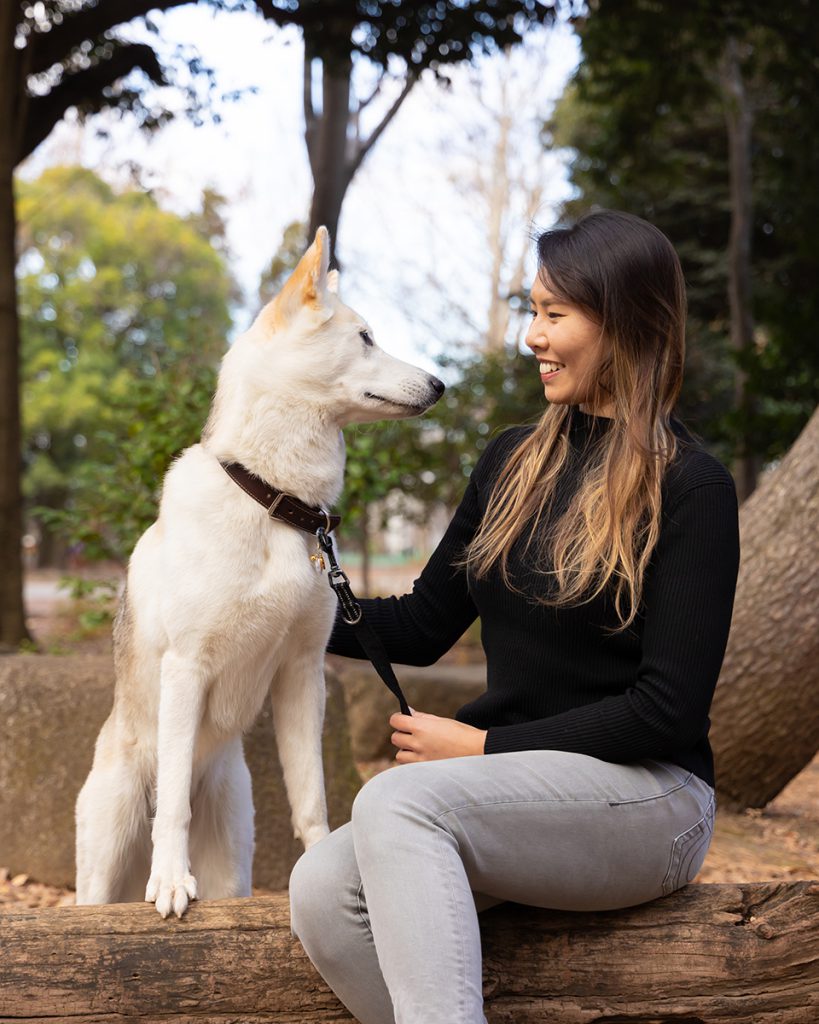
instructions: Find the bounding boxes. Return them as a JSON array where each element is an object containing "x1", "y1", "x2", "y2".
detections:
[{"x1": 146, "y1": 860, "x2": 198, "y2": 919}]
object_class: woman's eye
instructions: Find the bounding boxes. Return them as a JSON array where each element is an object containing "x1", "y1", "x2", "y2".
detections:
[
  {"x1": 360, "y1": 329, "x2": 373, "y2": 346},
  {"x1": 548, "y1": 313, "x2": 564, "y2": 320},
  {"x1": 528, "y1": 309, "x2": 537, "y2": 318}
]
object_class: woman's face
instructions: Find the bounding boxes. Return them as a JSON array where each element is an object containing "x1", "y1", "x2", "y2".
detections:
[{"x1": 526, "y1": 275, "x2": 614, "y2": 417}]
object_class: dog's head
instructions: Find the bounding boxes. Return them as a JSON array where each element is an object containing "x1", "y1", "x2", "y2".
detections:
[{"x1": 240, "y1": 227, "x2": 444, "y2": 425}]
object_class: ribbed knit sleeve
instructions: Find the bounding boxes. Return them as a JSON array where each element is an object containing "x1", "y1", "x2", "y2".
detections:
[
  {"x1": 482, "y1": 477, "x2": 740, "y2": 760},
  {"x1": 325, "y1": 473, "x2": 481, "y2": 666}
]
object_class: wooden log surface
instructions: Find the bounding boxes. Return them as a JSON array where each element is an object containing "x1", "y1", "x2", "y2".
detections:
[{"x1": 0, "y1": 881, "x2": 816, "y2": 1023}]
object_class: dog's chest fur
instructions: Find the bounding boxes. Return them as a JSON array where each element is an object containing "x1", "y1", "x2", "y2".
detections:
[
  {"x1": 200, "y1": 532, "x2": 335, "y2": 736},
  {"x1": 123, "y1": 449, "x2": 340, "y2": 746}
]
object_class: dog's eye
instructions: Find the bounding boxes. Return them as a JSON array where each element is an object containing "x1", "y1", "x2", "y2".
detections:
[{"x1": 360, "y1": 329, "x2": 373, "y2": 347}]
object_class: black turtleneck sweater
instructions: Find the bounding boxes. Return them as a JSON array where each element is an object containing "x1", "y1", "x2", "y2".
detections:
[{"x1": 328, "y1": 406, "x2": 740, "y2": 788}]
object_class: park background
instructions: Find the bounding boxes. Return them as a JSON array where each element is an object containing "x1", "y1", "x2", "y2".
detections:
[{"x1": 0, "y1": 0, "x2": 817, "y2": 921}]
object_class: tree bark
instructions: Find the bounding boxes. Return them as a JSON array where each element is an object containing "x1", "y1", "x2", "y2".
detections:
[
  {"x1": 303, "y1": 34, "x2": 416, "y2": 266},
  {"x1": 1, "y1": 883, "x2": 816, "y2": 1022},
  {"x1": 305, "y1": 51, "x2": 354, "y2": 259},
  {"x1": 0, "y1": 5, "x2": 30, "y2": 648},
  {"x1": 718, "y1": 36, "x2": 759, "y2": 502},
  {"x1": 710, "y1": 404, "x2": 819, "y2": 809}
]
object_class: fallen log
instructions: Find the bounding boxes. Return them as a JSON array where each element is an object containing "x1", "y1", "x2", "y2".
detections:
[{"x1": 0, "y1": 882, "x2": 816, "y2": 1023}]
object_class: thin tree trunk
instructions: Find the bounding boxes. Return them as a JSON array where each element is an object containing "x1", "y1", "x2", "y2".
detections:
[
  {"x1": 719, "y1": 36, "x2": 758, "y2": 502},
  {"x1": 0, "y1": 7, "x2": 30, "y2": 649},
  {"x1": 485, "y1": 77, "x2": 512, "y2": 353},
  {"x1": 305, "y1": 51, "x2": 354, "y2": 264},
  {"x1": 710, "y1": 404, "x2": 819, "y2": 809},
  {"x1": 302, "y1": 33, "x2": 415, "y2": 268}
]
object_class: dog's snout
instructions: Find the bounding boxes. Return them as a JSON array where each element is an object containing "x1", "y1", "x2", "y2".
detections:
[{"x1": 430, "y1": 376, "x2": 445, "y2": 397}]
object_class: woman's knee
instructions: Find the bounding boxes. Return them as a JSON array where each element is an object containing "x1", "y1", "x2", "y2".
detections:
[
  {"x1": 288, "y1": 824, "x2": 359, "y2": 944},
  {"x1": 289, "y1": 838, "x2": 337, "y2": 937},
  {"x1": 350, "y1": 765, "x2": 444, "y2": 851}
]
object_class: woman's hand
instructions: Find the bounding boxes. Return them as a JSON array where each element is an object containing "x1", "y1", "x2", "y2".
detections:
[{"x1": 389, "y1": 708, "x2": 487, "y2": 763}]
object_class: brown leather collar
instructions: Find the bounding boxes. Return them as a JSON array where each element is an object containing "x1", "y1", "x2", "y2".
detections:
[{"x1": 220, "y1": 461, "x2": 340, "y2": 535}]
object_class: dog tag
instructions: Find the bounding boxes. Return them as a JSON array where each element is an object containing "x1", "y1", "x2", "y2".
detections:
[{"x1": 310, "y1": 551, "x2": 326, "y2": 573}]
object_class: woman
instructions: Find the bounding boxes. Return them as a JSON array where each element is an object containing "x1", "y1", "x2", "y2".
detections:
[{"x1": 288, "y1": 209, "x2": 740, "y2": 1024}]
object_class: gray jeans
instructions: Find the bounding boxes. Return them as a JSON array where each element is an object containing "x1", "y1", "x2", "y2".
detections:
[{"x1": 288, "y1": 749, "x2": 716, "y2": 1024}]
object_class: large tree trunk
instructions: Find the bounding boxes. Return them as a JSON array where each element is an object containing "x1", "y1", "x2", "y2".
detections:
[
  {"x1": 0, "y1": 6, "x2": 30, "y2": 649},
  {"x1": 1, "y1": 883, "x2": 815, "y2": 1022},
  {"x1": 719, "y1": 36, "x2": 759, "y2": 502},
  {"x1": 710, "y1": 405, "x2": 819, "y2": 809}
]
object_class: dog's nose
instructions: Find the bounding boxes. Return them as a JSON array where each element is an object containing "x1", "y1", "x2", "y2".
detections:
[{"x1": 430, "y1": 376, "x2": 445, "y2": 397}]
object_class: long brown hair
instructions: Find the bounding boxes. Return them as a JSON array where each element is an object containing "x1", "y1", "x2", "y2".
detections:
[{"x1": 463, "y1": 210, "x2": 687, "y2": 633}]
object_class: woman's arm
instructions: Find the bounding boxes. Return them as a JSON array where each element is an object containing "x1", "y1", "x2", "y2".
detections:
[
  {"x1": 480, "y1": 480, "x2": 741, "y2": 760},
  {"x1": 326, "y1": 474, "x2": 481, "y2": 666}
]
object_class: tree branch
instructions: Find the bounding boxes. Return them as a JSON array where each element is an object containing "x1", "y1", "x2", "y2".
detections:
[
  {"x1": 27, "y1": 0, "x2": 194, "y2": 77},
  {"x1": 303, "y1": 53, "x2": 317, "y2": 171},
  {"x1": 19, "y1": 42, "x2": 166, "y2": 163},
  {"x1": 344, "y1": 71, "x2": 417, "y2": 185}
]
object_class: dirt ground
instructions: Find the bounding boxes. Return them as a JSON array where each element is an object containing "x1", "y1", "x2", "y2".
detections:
[{"x1": 3, "y1": 569, "x2": 816, "y2": 911}]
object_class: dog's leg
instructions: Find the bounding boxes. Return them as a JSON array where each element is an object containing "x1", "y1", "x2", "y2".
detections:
[
  {"x1": 189, "y1": 737, "x2": 254, "y2": 900},
  {"x1": 269, "y1": 653, "x2": 329, "y2": 850},
  {"x1": 75, "y1": 718, "x2": 151, "y2": 905},
  {"x1": 146, "y1": 650, "x2": 206, "y2": 919}
]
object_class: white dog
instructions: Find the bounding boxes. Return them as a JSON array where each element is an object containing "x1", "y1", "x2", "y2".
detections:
[{"x1": 74, "y1": 227, "x2": 443, "y2": 918}]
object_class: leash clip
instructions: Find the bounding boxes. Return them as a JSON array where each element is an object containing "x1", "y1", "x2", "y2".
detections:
[{"x1": 317, "y1": 527, "x2": 362, "y2": 624}]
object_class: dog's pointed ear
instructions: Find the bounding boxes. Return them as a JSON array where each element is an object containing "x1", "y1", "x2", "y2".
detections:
[
  {"x1": 326, "y1": 269, "x2": 340, "y2": 295},
  {"x1": 256, "y1": 226, "x2": 333, "y2": 333},
  {"x1": 298, "y1": 225, "x2": 331, "y2": 306}
]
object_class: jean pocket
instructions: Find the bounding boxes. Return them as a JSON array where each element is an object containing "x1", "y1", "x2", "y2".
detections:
[{"x1": 661, "y1": 793, "x2": 716, "y2": 896}]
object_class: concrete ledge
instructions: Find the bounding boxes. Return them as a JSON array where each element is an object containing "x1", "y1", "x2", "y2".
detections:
[{"x1": 0, "y1": 655, "x2": 360, "y2": 890}]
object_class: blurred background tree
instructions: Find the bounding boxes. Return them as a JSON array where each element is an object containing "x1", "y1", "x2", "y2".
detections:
[
  {"x1": 251, "y1": 0, "x2": 566, "y2": 262},
  {"x1": 18, "y1": 165, "x2": 234, "y2": 563},
  {"x1": 549, "y1": 0, "x2": 819, "y2": 497},
  {"x1": 0, "y1": 0, "x2": 234, "y2": 646}
]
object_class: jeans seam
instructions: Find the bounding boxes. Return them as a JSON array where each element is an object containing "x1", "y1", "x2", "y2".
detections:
[
  {"x1": 355, "y1": 878, "x2": 375, "y2": 939},
  {"x1": 661, "y1": 793, "x2": 716, "y2": 895},
  {"x1": 607, "y1": 772, "x2": 693, "y2": 805},
  {"x1": 429, "y1": 791, "x2": 676, "y2": 824},
  {"x1": 435, "y1": 817, "x2": 467, "y2": 1023}
]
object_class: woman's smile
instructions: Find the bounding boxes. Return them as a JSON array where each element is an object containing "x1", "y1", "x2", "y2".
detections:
[{"x1": 538, "y1": 361, "x2": 565, "y2": 381}]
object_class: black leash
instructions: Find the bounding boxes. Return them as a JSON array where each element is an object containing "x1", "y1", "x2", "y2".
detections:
[{"x1": 316, "y1": 527, "x2": 412, "y2": 717}]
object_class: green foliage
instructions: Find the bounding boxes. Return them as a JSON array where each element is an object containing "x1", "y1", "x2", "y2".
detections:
[
  {"x1": 59, "y1": 575, "x2": 120, "y2": 631},
  {"x1": 34, "y1": 362, "x2": 218, "y2": 561},
  {"x1": 256, "y1": 1, "x2": 560, "y2": 69},
  {"x1": 19, "y1": 166, "x2": 232, "y2": 560},
  {"x1": 551, "y1": 0, "x2": 819, "y2": 463}
]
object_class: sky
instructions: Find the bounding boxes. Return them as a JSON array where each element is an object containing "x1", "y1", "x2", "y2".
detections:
[{"x1": 21, "y1": 4, "x2": 582, "y2": 373}]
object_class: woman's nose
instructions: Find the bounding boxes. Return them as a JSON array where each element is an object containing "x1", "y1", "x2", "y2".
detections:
[{"x1": 526, "y1": 327, "x2": 546, "y2": 350}]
